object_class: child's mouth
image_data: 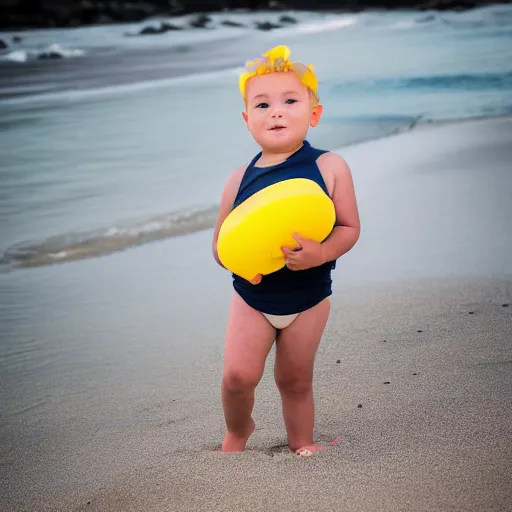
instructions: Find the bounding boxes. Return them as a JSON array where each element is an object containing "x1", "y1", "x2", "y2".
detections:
[{"x1": 269, "y1": 125, "x2": 286, "y2": 131}]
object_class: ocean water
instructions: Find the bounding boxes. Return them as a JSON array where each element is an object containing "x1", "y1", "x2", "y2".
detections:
[{"x1": 0, "y1": 5, "x2": 511, "y2": 268}]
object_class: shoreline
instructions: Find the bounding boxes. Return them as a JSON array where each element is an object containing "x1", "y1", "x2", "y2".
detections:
[{"x1": 1, "y1": 113, "x2": 511, "y2": 272}]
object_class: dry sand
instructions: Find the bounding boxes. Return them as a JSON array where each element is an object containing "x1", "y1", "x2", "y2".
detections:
[
  {"x1": 1, "y1": 116, "x2": 511, "y2": 511},
  {"x1": 70, "y1": 278, "x2": 511, "y2": 512}
]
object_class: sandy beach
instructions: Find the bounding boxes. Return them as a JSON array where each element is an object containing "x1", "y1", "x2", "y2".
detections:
[{"x1": 1, "y1": 116, "x2": 511, "y2": 511}]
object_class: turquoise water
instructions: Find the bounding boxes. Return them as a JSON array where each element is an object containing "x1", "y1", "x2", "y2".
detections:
[{"x1": 0, "y1": 5, "x2": 511, "y2": 267}]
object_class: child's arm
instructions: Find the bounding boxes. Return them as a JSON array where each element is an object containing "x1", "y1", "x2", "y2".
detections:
[
  {"x1": 318, "y1": 152, "x2": 360, "y2": 262},
  {"x1": 212, "y1": 166, "x2": 246, "y2": 268},
  {"x1": 281, "y1": 153, "x2": 360, "y2": 270}
]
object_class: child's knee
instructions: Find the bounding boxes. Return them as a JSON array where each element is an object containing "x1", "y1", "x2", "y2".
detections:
[
  {"x1": 275, "y1": 375, "x2": 312, "y2": 396},
  {"x1": 222, "y1": 368, "x2": 261, "y2": 393}
]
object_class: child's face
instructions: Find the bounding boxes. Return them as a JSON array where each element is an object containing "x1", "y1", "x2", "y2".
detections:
[{"x1": 242, "y1": 72, "x2": 322, "y2": 152}]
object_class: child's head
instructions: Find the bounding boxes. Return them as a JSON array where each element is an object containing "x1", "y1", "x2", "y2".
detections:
[{"x1": 239, "y1": 45, "x2": 323, "y2": 152}]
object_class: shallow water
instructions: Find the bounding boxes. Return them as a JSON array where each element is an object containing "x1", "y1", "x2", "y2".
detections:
[{"x1": 0, "y1": 5, "x2": 511, "y2": 267}]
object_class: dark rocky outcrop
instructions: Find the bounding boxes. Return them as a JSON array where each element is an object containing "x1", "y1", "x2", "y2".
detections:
[
  {"x1": 221, "y1": 19, "x2": 247, "y2": 27},
  {"x1": 279, "y1": 14, "x2": 298, "y2": 23},
  {"x1": 0, "y1": 0, "x2": 508, "y2": 30},
  {"x1": 125, "y1": 21, "x2": 182, "y2": 36},
  {"x1": 188, "y1": 13, "x2": 212, "y2": 28},
  {"x1": 37, "y1": 47, "x2": 63, "y2": 58},
  {"x1": 254, "y1": 20, "x2": 283, "y2": 30}
]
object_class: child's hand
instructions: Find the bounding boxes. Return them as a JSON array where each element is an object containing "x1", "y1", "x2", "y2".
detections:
[
  {"x1": 281, "y1": 233, "x2": 326, "y2": 271},
  {"x1": 249, "y1": 274, "x2": 263, "y2": 285}
]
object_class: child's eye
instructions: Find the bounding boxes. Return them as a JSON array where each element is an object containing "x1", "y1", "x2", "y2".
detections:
[
  {"x1": 256, "y1": 103, "x2": 269, "y2": 109},
  {"x1": 285, "y1": 98, "x2": 298, "y2": 104}
]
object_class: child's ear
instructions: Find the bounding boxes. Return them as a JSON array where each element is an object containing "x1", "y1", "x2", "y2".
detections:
[
  {"x1": 310, "y1": 104, "x2": 323, "y2": 127},
  {"x1": 242, "y1": 111, "x2": 248, "y2": 124}
]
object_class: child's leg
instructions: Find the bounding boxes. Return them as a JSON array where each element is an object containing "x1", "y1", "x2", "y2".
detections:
[
  {"x1": 221, "y1": 292, "x2": 276, "y2": 452},
  {"x1": 273, "y1": 298, "x2": 330, "y2": 453}
]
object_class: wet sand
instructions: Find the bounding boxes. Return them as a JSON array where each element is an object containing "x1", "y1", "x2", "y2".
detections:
[{"x1": 1, "y1": 116, "x2": 511, "y2": 511}]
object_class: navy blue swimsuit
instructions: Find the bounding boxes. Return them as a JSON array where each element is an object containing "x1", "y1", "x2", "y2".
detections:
[{"x1": 232, "y1": 140, "x2": 336, "y2": 315}]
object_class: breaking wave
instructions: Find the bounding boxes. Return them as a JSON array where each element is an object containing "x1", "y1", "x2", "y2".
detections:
[{"x1": 1, "y1": 205, "x2": 219, "y2": 269}]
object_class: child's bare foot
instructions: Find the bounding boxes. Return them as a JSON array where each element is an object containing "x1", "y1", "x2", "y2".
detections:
[
  {"x1": 294, "y1": 444, "x2": 325, "y2": 457},
  {"x1": 294, "y1": 437, "x2": 341, "y2": 456},
  {"x1": 221, "y1": 418, "x2": 256, "y2": 453}
]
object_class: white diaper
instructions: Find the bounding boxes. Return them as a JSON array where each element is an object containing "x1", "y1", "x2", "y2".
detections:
[{"x1": 262, "y1": 312, "x2": 299, "y2": 329}]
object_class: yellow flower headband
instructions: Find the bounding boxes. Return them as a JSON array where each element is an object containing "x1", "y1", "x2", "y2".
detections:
[{"x1": 239, "y1": 45, "x2": 319, "y2": 104}]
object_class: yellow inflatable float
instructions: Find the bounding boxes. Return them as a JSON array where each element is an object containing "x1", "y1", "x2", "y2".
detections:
[{"x1": 217, "y1": 178, "x2": 336, "y2": 281}]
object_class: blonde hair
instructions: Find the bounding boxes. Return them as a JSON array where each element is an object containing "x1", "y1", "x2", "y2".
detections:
[{"x1": 240, "y1": 45, "x2": 320, "y2": 107}]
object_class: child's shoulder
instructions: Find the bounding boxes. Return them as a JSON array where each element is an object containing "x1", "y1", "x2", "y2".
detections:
[
  {"x1": 219, "y1": 164, "x2": 247, "y2": 205},
  {"x1": 305, "y1": 140, "x2": 350, "y2": 172},
  {"x1": 314, "y1": 151, "x2": 352, "y2": 197},
  {"x1": 225, "y1": 164, "x2": 247, "y2": 188},
  {"x1": 316, "y1": 151, "x2": 352, "y2": 176}
]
